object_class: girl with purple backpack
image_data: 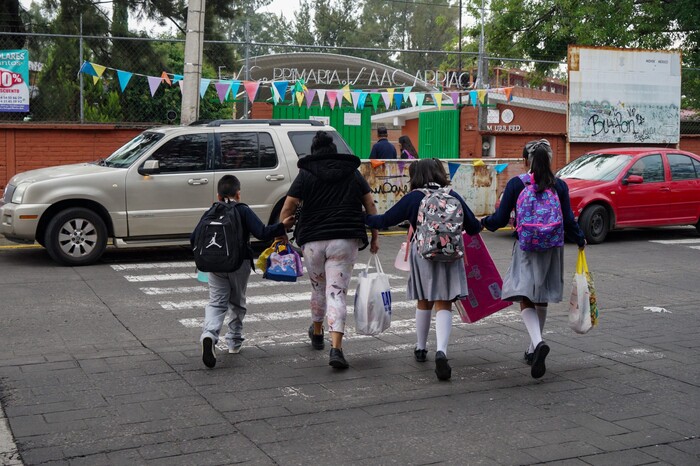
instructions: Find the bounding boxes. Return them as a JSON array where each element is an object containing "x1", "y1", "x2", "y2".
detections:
[
  {"x1": 481, "y1": 139, "x2": 586, "y2": 379},
  {"x1": 365, "y1": 159, "x2": 481, "y2": 381}
]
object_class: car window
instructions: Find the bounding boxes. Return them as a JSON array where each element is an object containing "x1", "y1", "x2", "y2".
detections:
[
  {"x1": 288, "y1": 131, "x2": 354, "y2": 157},
  {"x1": 557, "y1": 153, "x2": 631, "y2": 181},
  {"x1": 668, "y1": 154, "x2": 698, "y2": 181},
  {"x1": 105, "y1": 131, "x2": 164, "y2": 168},
  {"x1": 626, "y1": 154, "x2": 664, "y2": 183},
  {"x1": 219, "y1": 132, "x2": 278, "y2": 170},
  {"x1": 149, "y1": 134, "x2": 208, "y2": 173}
]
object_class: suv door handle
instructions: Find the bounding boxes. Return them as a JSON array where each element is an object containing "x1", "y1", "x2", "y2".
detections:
[
  {"x1": 659, "y1": 187, "x2": 670, "y2": 192},
  {"x1": 188, "y1": 178, "x2": 209, "y2": 185},
  {"x1": 265, "y1": 174, "x2": 285, "y2": 181}
]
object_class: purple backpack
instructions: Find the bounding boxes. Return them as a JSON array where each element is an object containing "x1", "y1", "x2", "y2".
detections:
[{"x1": 515, "y1": 174, "x2": 564, "y2": 252}]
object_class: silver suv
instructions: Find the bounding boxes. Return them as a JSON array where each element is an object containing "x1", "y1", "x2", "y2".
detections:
[{"x1": 0, "y1": 120, "x2": 352, "y2": 266}]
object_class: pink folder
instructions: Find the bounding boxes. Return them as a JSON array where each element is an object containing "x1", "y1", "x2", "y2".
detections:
[{"x1": 456, "y1": 233, "x2": 513, "y2": 323}]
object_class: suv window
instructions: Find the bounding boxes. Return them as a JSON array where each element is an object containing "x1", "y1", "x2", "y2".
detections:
[
  {"x1": 626, "y1": 154, "x2": 664, "y2": 183},
  {"x1": 219, "y1": 132, "x2": 278, "y2": 169},
  {"x1": 668, "y1": 154, "x2": 698, "y2": 180},
  {"x1": 288, "y1": 131, "x2": 353, "y2": 157},
  {"x1": 149, "y1": 134, "x2": 209, "y2": 172}
]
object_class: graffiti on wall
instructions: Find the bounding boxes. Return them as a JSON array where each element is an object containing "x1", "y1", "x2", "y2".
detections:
[
  {"x1": 569, "y1": 101, "x2": 679, "y2": 144},
  {"x1": 359, "y1": 160, "x2": 498, "y2": 217}
]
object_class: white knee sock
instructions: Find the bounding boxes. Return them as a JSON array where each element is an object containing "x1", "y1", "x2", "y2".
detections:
[
  {"x1": 415, "y1": 308, "x2": 431, "y2": 350},
  {"x1": 528, "y1": 305, "x2": 548, "y2": 353},
  {"x1": 522, "y1": 307, "x2": 542, "y2": 352},
  {"x1": 435, "y1": 309, "x2": 452, "y2": 355}
]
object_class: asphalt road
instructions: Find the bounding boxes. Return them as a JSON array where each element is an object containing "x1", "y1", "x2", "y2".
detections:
[{"x1": 0, "y1": 226, "x2": 699, "y2": 465}]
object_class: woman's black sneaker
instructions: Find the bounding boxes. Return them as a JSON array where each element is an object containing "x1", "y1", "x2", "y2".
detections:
[
  {"x1": 308, "y1": 325, "x2": 324, "y2": 350},
  {"x1": 328, "y1": 348, "x2": 349, "y2": 369},
  {"x1": 524, "y1": 351, "x2": 534, "y2": 366},
  {"x1": 434, "y1": 351, "x2": 451, "y2": 380},
  {"x1": 531, "y1": 341, "x2": 550, "y2": 379},
  {"x1": 201, "y1": 337, "x2": 216, "y2": 369},
  {"x1": 414, "y1": 348, "x2": 428, "y2": 362}
]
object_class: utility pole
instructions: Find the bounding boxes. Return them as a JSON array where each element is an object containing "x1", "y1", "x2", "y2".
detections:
[
  {"x1": 458, "y1": 0, "x2": 462, "y2": 90},
  {"x1": 243, "y1": 17, "x2": 250, "y2": 119},
  {"x1": 181, "y1": 0, "x2": 206, "y2": 125},
  {"x1": 476, "y1": 0, "x2": 488, "y2": 130}
]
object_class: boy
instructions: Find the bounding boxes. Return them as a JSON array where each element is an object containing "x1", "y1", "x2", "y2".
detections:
[{"x1": 193, "y1": 175, "x2": 294, "y2": 368}]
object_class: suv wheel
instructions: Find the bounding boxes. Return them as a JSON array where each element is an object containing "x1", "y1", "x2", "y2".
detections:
[
  {"x1": 44, "y1": 208, "x2": 108, "y2": 266},
  {"x1": 579, "y1": 205, "x2": 609, "y2": 244},
  {"x1": 696, "y1": 220, "x2": 700, "y2": 235}
]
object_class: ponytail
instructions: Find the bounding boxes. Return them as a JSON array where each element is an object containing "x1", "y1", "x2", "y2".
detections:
[{"x1": 525, "y1": 140, "x2": 555, "y2": 192}]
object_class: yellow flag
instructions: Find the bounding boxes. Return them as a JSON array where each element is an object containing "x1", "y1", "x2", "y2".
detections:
[
  {"x1": 433, "y1": 92, "x2": 443, "y2": 109},
  {"x1": 473, "y1": 159, "x2": 486, "y2": 167},
  {"x1": 342, "y1": 84, "x2": 352, "y2": 103},
  {"x1": 477, "y1": 90, "x2": 487, "y2": 104},
  {"x1": 92, "y1": 76, "x2": 100, "y2": 85},
  {"x1": 91, "y1": 63, "x2": 106, "y2": 77},
  {"x1": 296, "y1": 91, "x2": 304, "y2": 106}
]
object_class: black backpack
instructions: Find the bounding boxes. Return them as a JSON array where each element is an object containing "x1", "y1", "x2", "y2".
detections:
[{"x1": 192, "y1": 201, "x2": 247, "y2": 273}]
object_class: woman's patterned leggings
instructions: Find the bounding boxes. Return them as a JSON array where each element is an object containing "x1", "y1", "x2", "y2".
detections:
[{"x1": 301, "y1": 239, "x2": 359, "y2": 334}]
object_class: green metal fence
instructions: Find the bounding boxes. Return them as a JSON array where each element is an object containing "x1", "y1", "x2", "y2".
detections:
[{"x1": 418, "y1": 110, "x2": 460, "y2": 158}]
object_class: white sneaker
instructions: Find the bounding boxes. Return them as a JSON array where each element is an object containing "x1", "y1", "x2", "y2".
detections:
[{"x1": 228, "y1": 342, "x2": 242, "y2": 354}]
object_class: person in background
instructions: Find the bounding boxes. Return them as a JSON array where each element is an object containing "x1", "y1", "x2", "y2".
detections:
[
  {"x1": 369, "y1": 126, "x2": 397, "y2": 159},
  {"x1": 195, "y1": 175, "x2": 294, "y2": 368},
  {"x1": 279, "y1": 131, "x2": 379, "y2": 370},
  {"x1": 398, "y1": 135, "x2": 418, "y2": 159},
  {"x1": 365, "y1": 159, "x2": 482, "y2": 381},
  {"x1": 480, "y1": 139, "x2": 586, "y2": 379}
]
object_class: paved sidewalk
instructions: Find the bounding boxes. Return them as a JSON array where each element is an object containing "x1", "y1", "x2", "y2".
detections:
[{"x1": 0, "y1": 233, "x2": 698, "y2": 465}]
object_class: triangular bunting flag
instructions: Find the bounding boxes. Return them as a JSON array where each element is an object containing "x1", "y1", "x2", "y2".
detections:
[
  {"x1": 448, "y1": 162, "x2": 460, "y2": 179},
  {"x1": 380, "y1": 92, "x2": 391, "y2": 109},
  {"x1": 317, "y1": 89, "x2": 326, "y2": 107},
  {"x1": 172, "y1": 74, "x2": 183, "y2": 84},
  {"x1": 116, "y1": 70, "x2": 132, "y2": 92},
  {"x1": 160, "y1": 71, "x2": 171, "y2": 86},
  {"x1": 395, "y1": 93, "x2": 404, "y2": 109},
  {"x1": 473, "y1": 159, "x2": 486, "y2": 167},
  {"x1": 229, "y1": 81, "x2": 241, "y2": 100},
  {"x1": 215, "y1": 81, "x2": 231, "y2": 103},
  {"x1": 148, "y1": 76, "x2": 161, "y2": 97},
  {"x1": 450, "y1": 92, "x2": 460, "y2": 106},
  {"x1": 416, "y1": 93, "x2": 425, "y2": 107},
  {"x1": 351, "y1": 90, "x2": 361, "y2": 110},
  {"x1": 199, "y1": 79, "x2": 211, "y2": 98},
  {"x1": 91, "y1": 63, "x2": 106, "y2": 77},
  {"x1": 477, "y1": 90, "x2": 487, "y2": 104},
  {"x1": 92, "y1": 76, "x2": 100, "y2": 85},
  {"x1": 358, "y1": 91, "x2": 368, "y2": 110},
  {"x1": 433, "y1": 92, "x2": 443, "y2": 109},
  {"x1": 341, "y1": 84, "x2": 352, "y2": 103},
  {"x1": 244, "y1": 81, "x2": 260, "y2": 102},
  {"x1": 178, "y1": 80, "x2": 184, "y2": 93},
  {"x1": 494, "y1": 163, "x2": 509, "y2": 174},
  {"x1": 370, "y1": 160, "x2": 385, "y2": 169},
  {"x1": 504, "y1": 87, "x2": 513, "y2": 101},
  {"x1": 271, "y1": 85, "x2": 281, "y2": 104},
  {"x1": 408, "y1": 92, "x2": 417, "y2": 107},
  {"x1": 272, "y1": 81, "x2": 288, "y2": 102},
  {"x1": 295, "y1": 91, "x2": 304, "y2": 106},
  {"x1": 387, "y1": 88, "x2": 395, "y2": 108},
  {"x1": 79, "y1": 61, "x2": 97, "y2": 76},
  {"x1": 304, "y1": 89, "x2": 316, "y2": 108},
  {"x1": 402, "y1": 86, "x2": 413, "y2": 101},
  {"x1": 336, "y1": 90, "x2": 344, "y2": 107},
  {"x1": 397, "y1": 161, "x2": 406, "y2": 173},
  {"x1": 327, "y1": 91, "x2": 337, "y2": 109},
  {"x1": 370, "y1": 92, "x2": 381, "y2": 111},
  {"x1": 469, "y1": 90, "x2": 478, "y2": 107}
]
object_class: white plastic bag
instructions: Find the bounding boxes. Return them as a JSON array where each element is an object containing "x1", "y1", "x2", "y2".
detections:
[
  {"x1": 394, "y1": 241, "x2": 411, "y2": 271},
  {"x1": 354, "y1": 254, "x2": 392, "y2": 335},
  {"x1": 569, "y1": 250, "x2": 593, "y2": 334}
]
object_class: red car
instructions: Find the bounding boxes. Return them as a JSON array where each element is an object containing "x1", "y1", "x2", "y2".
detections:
[{"x1": 558, "y1": 147, "x2": 700, "y2": 244}]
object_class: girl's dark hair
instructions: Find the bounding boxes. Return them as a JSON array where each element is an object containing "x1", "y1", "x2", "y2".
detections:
[
  {"x1": 310, "y1": 130, "x2": 337, "y2": 156},
  {"x1": 410, "y1": 158, "x2": 449, "y2": 190},
  {"x1": 398, "y1": 135, "x2": 418, "y2": 158},
  {"x1": 526, "y1": 141, "x2": 556, "y2": 192}
]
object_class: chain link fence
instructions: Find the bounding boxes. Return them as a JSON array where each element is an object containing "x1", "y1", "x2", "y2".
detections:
[{"x1": 0, "y1": 31, "x2": 697, "y2": 131}]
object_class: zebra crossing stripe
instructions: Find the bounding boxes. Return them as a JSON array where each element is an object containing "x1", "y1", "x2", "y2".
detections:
[
  {"x1": 650, "y1": 239, "x2": 700, "y2": 244},
  {"x1": 110, "y1": 261, "x2": 195, "y2": 271},
  {"x1": 159, "y1": 286, "x2": 407, "y2": 310}
]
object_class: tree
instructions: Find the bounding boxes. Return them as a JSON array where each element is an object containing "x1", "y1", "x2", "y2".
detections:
[{"x1": 0, "y1": 0, "x2": 26, "y2": 49}]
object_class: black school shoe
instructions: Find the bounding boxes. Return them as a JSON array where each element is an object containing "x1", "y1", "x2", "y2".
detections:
[
  {"x1": 202, "y1": 337, "x2": 216, "y2": 368},
  {"x1": 414, "y1": 348, "x2": 428, "y2": 363},
  {"x1": 531, "y1": 341, "x2": 550, "y2": 379},
  {"x1": 329, "y1": 348, "x2": 349, "y2": 369},
  {"x1": 524, "y1": 351, "x2": 534, "y2": 366},
  {"x1": 308, "y1": 325, "x2": 325, "y2": 350},
  {"x1": 434, "y1": 351, "x2": 451, "y2": 381}
]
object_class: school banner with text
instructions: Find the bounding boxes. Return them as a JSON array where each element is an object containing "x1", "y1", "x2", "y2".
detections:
[{"x1": 0, "y1": 49, "x2": 30, "y2": 113}]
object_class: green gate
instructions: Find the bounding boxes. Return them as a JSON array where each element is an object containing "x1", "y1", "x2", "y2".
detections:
[
  {"x1": 418, "y1": 110, "x2": 460, "y2": 159},
  {"x1": 272, "y1": 105, "x2": 372, "y2": 158}
]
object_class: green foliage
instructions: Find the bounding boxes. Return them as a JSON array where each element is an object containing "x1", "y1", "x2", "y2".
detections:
[{"x1": 85, "y1": 90, "x2": 122, "y2": 122}]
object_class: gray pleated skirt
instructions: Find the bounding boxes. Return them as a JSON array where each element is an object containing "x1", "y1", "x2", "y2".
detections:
[
  {"x1": 407, "y1": 241, "x2": 469, "y2": 302},
  {"x1": 502, "y1": 241, "x2": 564, "y2": 303}
]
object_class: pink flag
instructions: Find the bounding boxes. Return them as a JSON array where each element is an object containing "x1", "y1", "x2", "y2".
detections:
[
  {"x1": 214, "y1": 82, "x2": 230, "y2": 103},
  {"x1": 304, "y1": 89, "x2": 316, "y2": 108},
  {"x1": 327, "y1": 90, "x2": 337, "y2": 109},
  {"x1": 243, "y1": 81, "x2": 260, "y2": 102}
]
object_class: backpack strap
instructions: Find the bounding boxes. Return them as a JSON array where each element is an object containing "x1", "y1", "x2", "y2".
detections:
[{"x1": 518, "y1": 173, "x2": 532, "y2": 185}]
